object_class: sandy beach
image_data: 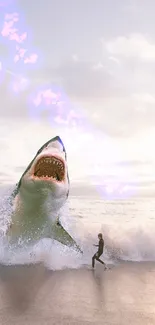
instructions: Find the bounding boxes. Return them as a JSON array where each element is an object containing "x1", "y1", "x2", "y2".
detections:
[{"x1": 0, "y1": 261, "x2": 154, "y2": 324}]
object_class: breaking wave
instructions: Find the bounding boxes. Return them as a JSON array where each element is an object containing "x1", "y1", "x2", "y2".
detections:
[{"x1": 0, "y1": 185, "x2": 155, "y2": 270}]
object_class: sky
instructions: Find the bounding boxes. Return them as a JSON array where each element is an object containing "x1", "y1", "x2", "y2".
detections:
[
  {"x1": 0, "y1": 0, "x2": 155, "y2": 197},
  {"x1": 17, "y1": 0, "x2": 155, "y2": 136},
  {"x1": 1, "y1": 0, "x2": 155, "y2": 136}
]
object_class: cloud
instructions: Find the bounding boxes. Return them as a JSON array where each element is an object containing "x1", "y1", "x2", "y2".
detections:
[
  {"x1": 54, "y1": 34, "x2": 155, "y2": 103},
  {"x1": 103, "y1": 33, "x2": 155, "y2": 62},
  {"x1": 2, "y1": 32, "x2": 155, "y2": 138},
  {"x1": 53, "y1": 59, "x2": 120, "y2": 99},
  {"x1": 132, "y1": 93, "x2": 155, "y2": 105}
]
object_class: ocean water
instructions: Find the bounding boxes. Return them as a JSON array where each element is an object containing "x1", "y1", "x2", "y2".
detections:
[
  {"x1": 68, "y1": 196, "x2": 155, "y2": 261},
  {"x1": 0, "y1": 118, "x2": 155, "y2": 269},
  {"x1": 1, "y1": 174, "x2": 155, "y2": 268},
  {"x1": 1, "y1": 119, "x2": 155, "y2": 324}
]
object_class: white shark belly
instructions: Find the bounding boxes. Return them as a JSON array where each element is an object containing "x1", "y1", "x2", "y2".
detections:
[{"x1": 6, "y1": 194, "x2": 82, "y2": 253}]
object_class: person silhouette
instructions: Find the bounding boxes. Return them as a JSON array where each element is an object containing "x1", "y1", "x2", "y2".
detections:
[{"x1": 92, "y1": 233, "x2": 106, "y2": 269}]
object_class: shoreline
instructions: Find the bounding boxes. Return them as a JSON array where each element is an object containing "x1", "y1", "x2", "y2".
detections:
[{"x1": 0, "y1": 261, "x2": 154, "y2": 324}]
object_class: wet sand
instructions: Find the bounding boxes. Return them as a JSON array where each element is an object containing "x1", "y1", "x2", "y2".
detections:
[{"x1": 0, "y1": 261, "x2": 155, "y2": 324}]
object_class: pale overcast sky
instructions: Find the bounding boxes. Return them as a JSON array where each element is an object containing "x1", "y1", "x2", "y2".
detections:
[
  {"x1": 1, "y1": 0, "x2": 155, "y2": 139},
  {"x1": 1, "y1": 1, "x2": 155, "y2": 196}
]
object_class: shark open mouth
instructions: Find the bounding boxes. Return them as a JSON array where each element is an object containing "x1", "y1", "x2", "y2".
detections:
[{"x1": 33, "y1": 156, "x2": 65, "y2": 181}]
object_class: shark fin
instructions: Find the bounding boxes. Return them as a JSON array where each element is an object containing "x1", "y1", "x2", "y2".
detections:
[{"x1": 50, "y1": 220, "x2": 83, "y2": 254}]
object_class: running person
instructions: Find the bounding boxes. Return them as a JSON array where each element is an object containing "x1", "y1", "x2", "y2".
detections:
[{"x1": 92, "y1": 233, "x2": 106, "y2": 269}]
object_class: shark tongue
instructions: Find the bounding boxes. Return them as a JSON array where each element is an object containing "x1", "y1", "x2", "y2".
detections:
[
  {"x1": 34, "y1": 164, "x2": 60, "y2": 180},
  {"x1": 34, "y1": 157, "x2": 64, "y2": 181}
]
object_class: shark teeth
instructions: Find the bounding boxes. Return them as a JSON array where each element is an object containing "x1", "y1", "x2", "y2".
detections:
[
  {"x1": 37, "y1": 158, "x2": 63, "y2": 169},
  {"x1": 34, "y1": 156, "x2": 65, "y2": 181}
]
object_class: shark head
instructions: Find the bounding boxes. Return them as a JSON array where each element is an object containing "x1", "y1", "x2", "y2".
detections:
[
  {"x1": 14, "y1": 136, "x2": 70, "y2": 210},
  {"x1": 8, "y1": 136, "x2": 83, "y2": 254}
]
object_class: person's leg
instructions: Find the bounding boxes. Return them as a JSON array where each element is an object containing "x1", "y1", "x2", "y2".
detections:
[
  {"x1": 97, "y1": 257, "x2": 105, "y2": 265},
  {"x1": 92, "y1": 254, "x2": 96, "y2": 268},
  {"x1": 96, "y1": 253, "x2": 106, "y2": 266}
]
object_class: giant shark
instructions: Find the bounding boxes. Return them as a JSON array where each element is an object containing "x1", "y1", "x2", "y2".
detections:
[{"x1": 6, "y1": 136, "x2": 82, "y2": 253}]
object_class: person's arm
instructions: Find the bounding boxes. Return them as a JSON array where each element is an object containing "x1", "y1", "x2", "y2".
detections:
[{"x1": 93, "y1": 240, "x2": 99, "y2": 247}]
